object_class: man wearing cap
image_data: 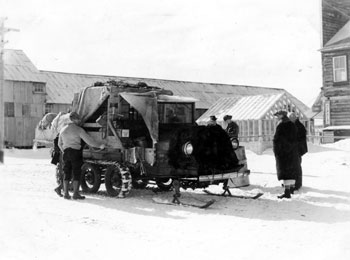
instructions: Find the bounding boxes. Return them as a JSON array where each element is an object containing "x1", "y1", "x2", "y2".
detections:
[
  {"x1": 273, "y1": 110, "x2": 299, "y2": 199},
  {"x1": 223, "y1": 115, "x2": 239, "y2": 139},
  {"x1": 207, "y1": 115, "x2": 223, "y2": 130},
  {"x1": 58, "y1": 112, "x2": 105, "y2": 200},
  {"x1": 207, "y1": 115, "x2": 218, "y2": 126},
  {"x1": 288, "y1": 112, "x2": 308, "y2": 190}
]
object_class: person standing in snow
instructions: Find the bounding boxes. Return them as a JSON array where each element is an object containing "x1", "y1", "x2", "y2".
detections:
[
  {"x1": 273, "y1": 110, "x2": 299, "y2": 199},
  {"x1": 207, "y1": 115, "x2": 223, "y2": 131},
  {"x1": 207, "y1": 115, "x2": 218, "y2": 126},
  {"x1": 51, "y1": 135, "x2": 63, "y2": 197},
  {"x1": 288, "y1": 112, "x2": 308, "y2": 191},
  {"x1": 223, "y1": 115, "x2": 239, "y2": 139},
  {"x1": 58, "y1": 112, "x2": 105, "y2": 200}
]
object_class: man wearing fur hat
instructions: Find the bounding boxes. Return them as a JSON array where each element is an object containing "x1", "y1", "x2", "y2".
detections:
[
  {"x1": 288, "y1": 112, "x2": 308, "y2": 190},
  {"x1": 273, "y1": 110, "x2": 299, "y2": 199},
  {"x1": 58, "y1": 112, "x2": 105, "y2": 200}
]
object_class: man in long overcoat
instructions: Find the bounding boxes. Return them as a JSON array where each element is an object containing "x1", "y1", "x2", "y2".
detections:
[
  {"x1": 273, "y1": 110, "x2": 299, "y2": 199},
  {"x1": 288, "y1": 112, "x2": 308, "y2": 190}
]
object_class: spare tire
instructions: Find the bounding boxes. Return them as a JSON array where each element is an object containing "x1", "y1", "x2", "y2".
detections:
[{"x1": 168, "y1": 125, "x2": 239, "y2": 174}]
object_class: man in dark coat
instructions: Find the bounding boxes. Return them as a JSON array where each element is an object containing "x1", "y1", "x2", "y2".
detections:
[
  {"x1": 273, "y1": 110, "x2": 299, "y2": 199},
  {"x1": 288, "y1": 112, "x2": 308, "y2": 190},
  {"x1": 51, "y1": 135, "x2": 63, "y2": 197},
  {"x1": 223, "y1": 115, "x2": 239, "y2": 139}
]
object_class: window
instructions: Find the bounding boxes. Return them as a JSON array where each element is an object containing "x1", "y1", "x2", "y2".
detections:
[
  {"x1": 45, "y1": 103, "x2": 53, "y2": 114},
  {"x1": 33, "y1": 83, "x2": 45, "y2": 93},
  {"x1": 333, "y1": 56, "x2": 347, "y2": 82},
  {"x1": 158, "y1": 103, "x2": 193, "y2": 124},
  {"x1": 5, "y1": 102, "x2": 15, "y2": 117}
]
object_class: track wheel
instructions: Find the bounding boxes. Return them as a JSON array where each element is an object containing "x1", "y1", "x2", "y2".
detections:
[
  {"x1": 156, "y1": 178, "x2": 173, "y2": 191},
  {"x1": 105, "y1": 164, "x2": 132, "y2": 198},
  {"x1": 81, "y1": 163, "x2": 101, "y2": 193}
]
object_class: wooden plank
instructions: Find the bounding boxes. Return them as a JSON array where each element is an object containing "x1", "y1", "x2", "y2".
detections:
[
  {"x1": 4, "y1": 118, "x2": 16, "y2": 145},
  {"x1": 14, "y1": 103, "x2": 22, "y2": 117},
  {"x1": 15, "y1": 118, "x2": 24, "y2": 146},
  {"x1": 3, "y1": 81, "x2": 14, "y2": 102},
  {"x1": 31, "y1": 104, "x2": 44, "y2": 118},
  {"x1": 13, "y1": 82, "x2": 25, "y2": 102},
  {"x1": 23, "y1": 118, "x2": 33, "y2": 146},
  {"x1": 247, "y1": 120, "x2": 250, "y2": 141},
  {"x1": 32, "y1": 93, "x2": 46, "y2": 104},
  {"x1": 258, "y1": 120, "x2": 263, "y2": 142},
  {"x1": 26, "y1": 82, "x2": 33, "y2": 103}
]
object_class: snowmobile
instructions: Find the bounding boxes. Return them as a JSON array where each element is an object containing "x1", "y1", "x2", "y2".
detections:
[{"x1": 35, "y1": 80, "x2": 251, "y2": 202}]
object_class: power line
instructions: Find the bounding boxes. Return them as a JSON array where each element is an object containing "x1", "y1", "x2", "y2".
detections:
[{"x1": 0, "y1": 17, "x2": 19, "y2": 163}]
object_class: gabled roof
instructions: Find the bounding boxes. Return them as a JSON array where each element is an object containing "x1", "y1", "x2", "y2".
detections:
[
  {"x1": 196, "y1": 92, "x2": 310, "y2": 125},
  {"x1": 311, "y1": 91, "x2": 323, "y2": 112},
  {"x1": 41, "y1": 70, "x2": 285, "y2": 109},
  {"x1": 4, "y1": 49, "x2": 46, "y2": 82},
  {"x1": 321, "y1": 20, "x2": 350, "y2": 52}
]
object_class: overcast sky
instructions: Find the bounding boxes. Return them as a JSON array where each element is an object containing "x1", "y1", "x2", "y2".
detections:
[{"x1": 1, "y1": 0, "x2": 322, "y2": 106}]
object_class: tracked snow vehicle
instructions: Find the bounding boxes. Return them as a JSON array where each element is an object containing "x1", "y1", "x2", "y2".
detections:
[{"x1": 37, "y1": 80, "x2": 250, "y2": 198}]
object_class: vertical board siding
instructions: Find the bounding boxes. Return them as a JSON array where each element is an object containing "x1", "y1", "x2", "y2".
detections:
[
  {"x1": 4, "y1": 81, "x2": 46, "y2": 146},
  {"x1": 3, "y1": 81, "x2": 14, "y2": 102}
]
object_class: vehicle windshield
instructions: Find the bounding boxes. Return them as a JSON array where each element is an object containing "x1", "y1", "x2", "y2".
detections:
[{"x1": 158, "y1": 103, "x2": 194, "y2": 124}]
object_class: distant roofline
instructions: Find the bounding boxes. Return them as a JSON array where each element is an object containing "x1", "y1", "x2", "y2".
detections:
[{"x1": 40, "y1": 69, "x2": 285, "y2": 92}]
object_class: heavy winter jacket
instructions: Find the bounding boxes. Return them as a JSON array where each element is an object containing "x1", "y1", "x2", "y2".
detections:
[
  {"x1": 273, "y1": 116, "x2": 299, "y2": 181},
  {"x1": 226, "y1": 121, "x2": 239, "y2": 138},
  {"x1": 295, "y1": 119, "x2": 308, "y2": 156}
]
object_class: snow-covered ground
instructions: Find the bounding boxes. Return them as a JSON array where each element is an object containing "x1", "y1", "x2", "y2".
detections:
[{"x1": 1, "y1": 141, "x2": 349, "y2": 260}]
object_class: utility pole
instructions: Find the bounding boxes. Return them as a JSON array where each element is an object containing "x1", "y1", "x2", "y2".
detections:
[{"x1": 0, "y1": 17, "x2": 19, "y2": 163}]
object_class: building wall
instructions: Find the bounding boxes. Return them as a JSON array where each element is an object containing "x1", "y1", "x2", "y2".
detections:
[
  {"x1": 322, "y1": 51, "x2": 350, "y2": 92},
  {"x1": 322, "y1": 49, "x2": 350, "y2": 126},
  {"x1": 4, "y1": 80, "x2": 46, "y2": 147},
  {"x1": 322, "y1": 0, "x2": 350, "y2": 45}
]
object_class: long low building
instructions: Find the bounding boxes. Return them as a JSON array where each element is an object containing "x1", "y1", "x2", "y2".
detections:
[{"x1": 40, "y1": 70, "x2": 287, "y2": 118}]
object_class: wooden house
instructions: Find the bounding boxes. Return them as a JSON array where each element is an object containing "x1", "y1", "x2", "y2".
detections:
[
  {"x1": 196, "y1": 92, "x2": 310, "y2": 154},
  {"x1": 3, "y1": 50, "x2": 46, "y2": 147},
  {"x1": 312, "y1": 0, "x2": 350, "y2": 140}
]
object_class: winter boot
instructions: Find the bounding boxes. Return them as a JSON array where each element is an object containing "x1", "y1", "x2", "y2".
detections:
[
  {"x1": 72, "y1": 181, "x2": 85, "y2": 200},
  {"x1": 290, "y1": 185, "x2": 295, "y2": 195},
  {"x1": 277, "y1": 186, "x2": 291, "y2": 199},
  {"x1": 63, "y1": 181, "x2": 71, "y2": 200},
  {"x1": 54, "y1": 186, "x2": 63, "y2": 197}
]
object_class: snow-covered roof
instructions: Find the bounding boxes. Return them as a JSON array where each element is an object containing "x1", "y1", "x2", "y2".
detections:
[
  {"x1": 3, "y1": 49, "x2": 46, "y2": 82},
  {"x1": 196, "y1": 92, "x2": 310, "y2": 125},
  {"x1": 41, "y1": 70, "x2": 285, "y2": 108}
]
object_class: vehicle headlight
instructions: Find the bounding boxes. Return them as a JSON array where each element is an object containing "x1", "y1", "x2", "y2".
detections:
[
  {"x1": 182, "y1": 141, "x2": 193, "y2": 156},
  {"x1": 230, "y1": 138, "x2": 239, "y2": 150}
]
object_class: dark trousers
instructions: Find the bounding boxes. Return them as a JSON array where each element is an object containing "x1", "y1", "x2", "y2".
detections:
[
  {"x1": 295, "y1": 156, "x2": 303, "y2": 189},
  {"x1": 63, "y1": 148, "x2": 83, "y2": 181}
]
